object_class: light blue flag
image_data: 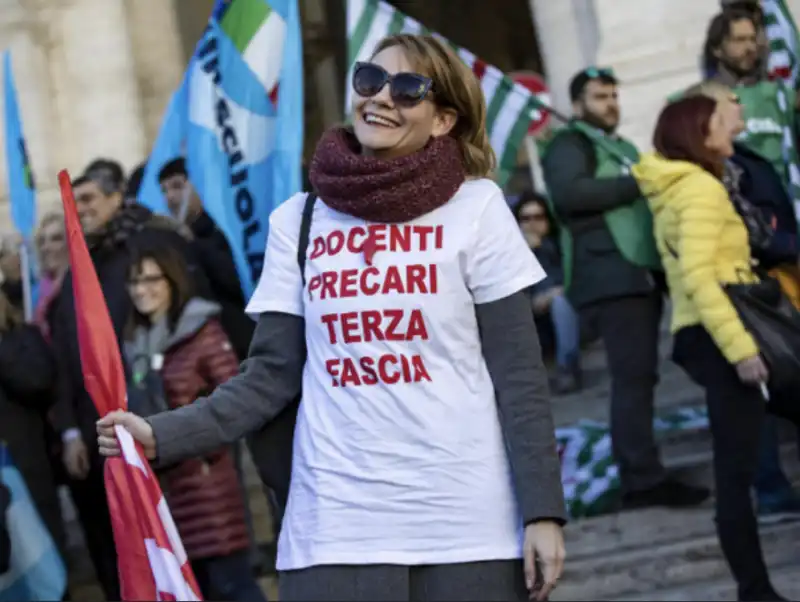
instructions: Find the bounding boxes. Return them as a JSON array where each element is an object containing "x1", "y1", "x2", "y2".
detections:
[
  {"x1": 3, "y1": 52, "x2": 40, "y2": 311},
  {"x1": 0, "y1": 444, "x2": 67, "y2": 601},
  {"x1": 3, "y1": 52, "x2": 36, "y2": 239},
  {"x1": 186, "y1": 0, "x2": 304, "y2": 297},
  {"x1": 136, "y1": 75, "x2": 189, "y2": 214}
]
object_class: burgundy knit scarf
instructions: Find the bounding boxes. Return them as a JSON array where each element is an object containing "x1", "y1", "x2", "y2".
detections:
[{"x1": 309, "y1": 127, "x2": 466, "y2": 223}]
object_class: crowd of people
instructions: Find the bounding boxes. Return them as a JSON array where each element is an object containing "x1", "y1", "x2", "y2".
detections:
[
  {"x1": 1, "y1": 1, "x2": 800, "y2": 601},
  {"x1": 1, "y1": 156, "x2": 267, "y2": 601}
]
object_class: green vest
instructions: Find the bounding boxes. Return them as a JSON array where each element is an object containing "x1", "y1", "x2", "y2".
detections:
[
  {"x1": 550, "y1": 122, "x2": 662, "y2": 289},
  {"x1": 734, "y1": 81, "x2": 798, "y2": 193}
]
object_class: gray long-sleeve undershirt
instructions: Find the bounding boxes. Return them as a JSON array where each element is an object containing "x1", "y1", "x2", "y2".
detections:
[{"x1": 148, "y1": 290, "x2": 567, "y2": 526}]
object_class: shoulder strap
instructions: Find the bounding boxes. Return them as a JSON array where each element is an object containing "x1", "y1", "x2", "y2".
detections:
[{"x1": 297, "y1": 193, "x2": 317, "y2": 286}]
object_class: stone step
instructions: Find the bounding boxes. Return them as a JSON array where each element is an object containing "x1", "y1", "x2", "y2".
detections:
[
  {"x1": 551, "y1": 490, "x2": 800, "y2": 602},
  {"x1": 553, "y1": 518, "x2": 799, "y2": 601},
  {"x1": 613, "y1": 564, "x2": 800, "y2": 601}
]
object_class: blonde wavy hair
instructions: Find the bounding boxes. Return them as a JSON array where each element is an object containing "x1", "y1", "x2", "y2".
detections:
[
  {"x1": 682, "y1": 80, "x2": 736, "y2": 103},
  {"x1": 371, "y1": 34, "x2": 496, "y2": 178},
  {"x1": 35, "y1": 211, "x2": 65, "y2": 247}
]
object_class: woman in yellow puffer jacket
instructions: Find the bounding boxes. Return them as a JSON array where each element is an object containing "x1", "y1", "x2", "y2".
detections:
[{"x1": 632, "y1": 95, "x2": 784, "y2": 602}]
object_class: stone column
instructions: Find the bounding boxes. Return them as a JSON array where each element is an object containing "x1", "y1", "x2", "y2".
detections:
[
  {"x1": 303, "y1": 0, "x2": 342, "y2": 128},
  {"x1": 529, "y1": 0, "x2": 599, "y2": 114},
  {"x1": 124, "y1": 0, "x2": 185, "y2": 149},
  {"x1": 593, "y1": 0, "x2": 718, "y2": 149},
  {"x1": 51, "y1": 0, "x2": 146, "y2": 175}
]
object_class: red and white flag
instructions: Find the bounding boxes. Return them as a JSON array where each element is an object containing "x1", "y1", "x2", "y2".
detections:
[{"x1": 58, "y1": 170, "x2": 202, "y2": 601}]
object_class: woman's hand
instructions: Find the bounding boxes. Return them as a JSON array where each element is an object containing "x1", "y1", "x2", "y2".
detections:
[
  {"x1": 523, "y1": 520, "x2": 566, "y2": 601},
  {"x1": 63, "y1": 437, "x2": 90, "y2": 480},
  {"x1": 735, "y1": 354, "x2": 769, "y2": 385},
  {"x1": 532, "y1": 287, "x2": 562, "y2": 314},
  {"x1": 97, "y1": 411, "x2": 157, "y2": 460}
]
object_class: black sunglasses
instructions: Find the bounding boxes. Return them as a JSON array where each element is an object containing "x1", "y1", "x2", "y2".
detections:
[
  {"x1": 352, "y1": 62, "x2": 433, "y2": 108},
  {"x1": 584, "y1": 66, "x2": 616, "y2": 79}
]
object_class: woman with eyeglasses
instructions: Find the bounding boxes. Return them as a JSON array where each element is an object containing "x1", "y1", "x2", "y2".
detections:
[
  {"x1": 122, "y1": 242, "x2": 266, "y2": 602},
  {"x1": 98, "y1": 33, "x2": 566, "y2": 602}
]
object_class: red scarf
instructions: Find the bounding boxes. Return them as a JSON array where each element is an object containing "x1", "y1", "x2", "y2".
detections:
[{"x1": 309, "y1": 127, "x2": 466, "y2": 223}]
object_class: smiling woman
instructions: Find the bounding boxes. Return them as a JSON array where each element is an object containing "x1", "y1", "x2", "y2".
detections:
[
  {"x1": 97, "y1": 31, "x2": 566, "y2": 602},
  {"x1": 351, "y1": 34, "x2": 496, "y2": 174}
]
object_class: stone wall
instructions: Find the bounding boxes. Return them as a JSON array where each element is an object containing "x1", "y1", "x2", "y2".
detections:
[
  {"x1": 594, "y1": 0, "x2": 720, "y2": 150},
  {"x1": 0, "y1": 0, "x2": 184, "y2": 229}
]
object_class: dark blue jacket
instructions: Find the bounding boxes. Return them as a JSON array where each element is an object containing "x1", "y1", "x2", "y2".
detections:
[
  {"x1": 731, "y1": 143, "x2": 798, "y2": 268},
  {"x1": 531, "y1": 238, "x2": 564, "y2": 296},
  {"x1": 0, "y1": 480, "x2": 9, "y2": 573}
]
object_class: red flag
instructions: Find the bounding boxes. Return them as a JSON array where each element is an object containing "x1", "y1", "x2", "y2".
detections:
[{"x1": 58, "y1": 171, "x2": 202, "y2": 601}]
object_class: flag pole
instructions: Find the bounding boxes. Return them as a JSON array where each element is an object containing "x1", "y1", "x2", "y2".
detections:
[
  {"x1": 19, "y1": 239, "x2": 32, "y2": 321},
  {"x1": 177, "y1": 184, "x2": 192, "y2": 223},
  {"x1": 524, "y1": 135, "x2": 547, "y2": 195}
]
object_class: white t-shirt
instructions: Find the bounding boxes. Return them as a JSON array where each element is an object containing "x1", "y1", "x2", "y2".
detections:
[{"x1": 246, "y1": 178, "x2": 546, "y2": 570}]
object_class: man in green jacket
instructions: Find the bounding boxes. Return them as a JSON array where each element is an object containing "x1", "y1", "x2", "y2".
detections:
[
  {"x1": 701, "y1": 8, "x2": 800, "y2": 205},
  {"x1": 542, "y1": 68, "x2": 710, "y2": 510}
]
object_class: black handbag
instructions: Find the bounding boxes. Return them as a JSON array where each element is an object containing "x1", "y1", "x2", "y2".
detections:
[
  {"x1": 244, "y1": 193, "x2": 316, "y2": 521},
  {"x1": 664, "y1": 239, "x2": 800, "y2": 425},
  {"x1": 725, "y1": 276, "x2": 800, "y2": 425}
]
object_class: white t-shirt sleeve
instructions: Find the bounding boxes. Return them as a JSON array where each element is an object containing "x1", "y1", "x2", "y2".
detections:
[
  {"x1": 465, "y1": 184, "x2": 547, "y2": 305},
  {"x1": 245, "y1": 194, "x2": 305, "y2": 317}
]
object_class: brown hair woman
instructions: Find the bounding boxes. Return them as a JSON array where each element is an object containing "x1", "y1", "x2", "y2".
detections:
[
  {"x1": 122, "y1": 243, "x2": 266, "y2": 602},
  {"x1": 99, "y1": 34, "x2": 567, "y2": 602},
  {"x1": 632, "y1": 96, "x2": 786, "y2": 601}
]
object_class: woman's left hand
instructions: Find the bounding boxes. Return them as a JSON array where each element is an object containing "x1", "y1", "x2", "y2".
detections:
[{"x1": 523, "y1": 520, "x2": 566, "y2": 601}]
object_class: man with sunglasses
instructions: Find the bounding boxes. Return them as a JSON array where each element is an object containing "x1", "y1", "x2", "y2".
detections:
[{"x1": 542, "y1": 67, "x2": 711, "y2": 511}]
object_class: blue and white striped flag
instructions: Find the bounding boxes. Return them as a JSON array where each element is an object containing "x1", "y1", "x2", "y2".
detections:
[{"x1": 0, "y1": 444, "x2": 66, "y2": 601}]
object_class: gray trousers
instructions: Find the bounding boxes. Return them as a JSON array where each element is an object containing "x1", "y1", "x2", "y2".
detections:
[
  {"x1": 279, "y1": 560, "x2": 528, "y2": 602},
  {"x1": 582, "y1": 292, "x2": 666, "y2": 493}
]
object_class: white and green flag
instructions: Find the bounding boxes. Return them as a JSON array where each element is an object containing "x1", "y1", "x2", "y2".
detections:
[
  {"x1": 346, "y1": 0, "x2": 546, "y2": 185},
  {"x1": 763, "y1": 0, "x2": 800, "y2": 86}
]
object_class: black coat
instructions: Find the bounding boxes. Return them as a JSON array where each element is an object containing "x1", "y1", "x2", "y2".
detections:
[
  {"x1": 190, "y1": 212, "x2": 255, "y2": 360},
  {"x1": 49, "y1": 205, "x2": 212, "y2": 447},
  {"x1": 731, "y1": 143, "x2": 799, "y2": 269},
  {"x1": 542, "y1": 127, "x2": 655, "y2": 308},
  {"x1": 0, "y1": 324, "x2": 65, "y2": 558}
]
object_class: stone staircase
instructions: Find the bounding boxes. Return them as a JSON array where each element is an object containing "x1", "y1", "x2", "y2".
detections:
[
  {"x1": 64, "y1": 316, "x2": 800, "y2": 601},
  {"x1": 548, "y1": 320, "x2": 800, "y2": 601}
]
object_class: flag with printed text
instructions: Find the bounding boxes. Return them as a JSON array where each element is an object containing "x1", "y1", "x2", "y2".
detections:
[
  {"x1": 138, "y1": 0, "x2": 304, "y2": 298},
  {"x1": 189, "y1": 0, "x2": 303, "y2": 297},
  {"x1": 58, "y1": 170, "x2": 202, "y2": 602},
  {"x1": 346, "y1": 0, "x2": 547, "y2": 185}
]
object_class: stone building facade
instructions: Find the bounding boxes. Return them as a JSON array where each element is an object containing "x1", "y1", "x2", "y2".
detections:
[{"x1": 0, "y1": 0, "x2": 797, "y2": 228}]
